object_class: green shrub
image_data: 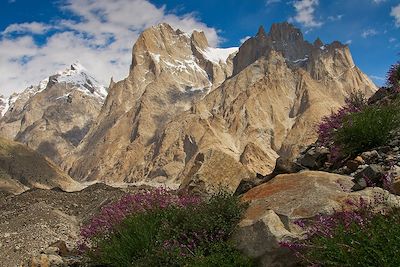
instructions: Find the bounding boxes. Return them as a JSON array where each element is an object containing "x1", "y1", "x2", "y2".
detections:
[
  {"x1": 83, "y1": 191, "x2": 254, "y2": 267},
  {"x1": 297, "y1": 209, "x2": 400, "y2": 266},
  {"x1": 335, "y1": 102, "x2": 400, "y2": 155}
]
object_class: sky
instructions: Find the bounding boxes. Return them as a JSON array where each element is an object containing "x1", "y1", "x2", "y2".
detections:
[{"x1": 0, "y1": 0, "x2": 400, "y2": 97}]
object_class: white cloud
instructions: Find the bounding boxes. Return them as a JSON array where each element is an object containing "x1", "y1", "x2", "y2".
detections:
[
  {"x1": 345, "y1": 39, "x2": 352, "y2": 45},
  {"x1": 289, "y1": 0, "x2": 322, "y2": 28},
  {"x1": 240, "y1": 36, "x2": 251, "y2": 44},
  {"x1": 389, "y1": 37, "x2": 397, "y2": 43},
  {"x1": 0, "y1": 0, "x2": 222, "y2": 96},
  {"x1": 361, "y1": 29, "x2": 378, "y2": 38},
  {"x1": 2, "y1": 22, "x2": 53, "y2": 35},
  {"x1": 266, "y1": 0, "x2": 281, "y2": 5},
  {"x1": 370, "y1": 75, "x2": 385, "y2": 81},
  {"x1": 391, "y1": 4, "x2": 400, "y2": 27},
  {"x1": 373, "y1": 0, "x2": 386, "y2": 4},
  {"x1": 327, "y1": 14, "x2": 343, "y2": 22}
]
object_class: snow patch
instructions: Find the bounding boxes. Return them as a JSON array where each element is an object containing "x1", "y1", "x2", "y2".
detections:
[
  {"x1": 201, "y1": 47, "x2": 238, "y2": 63},
  {"x1": 291, "y1": 57, "x2": 309, "y2": 64}
]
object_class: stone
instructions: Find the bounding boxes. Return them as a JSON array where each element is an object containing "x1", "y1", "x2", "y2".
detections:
[
  {"x1": 272, "y1": 157, "x2": 304, "y2": 175},
  {"x1": 299, "y1": 147, "x2": 329, "y2": 169},
  {"x1": 354, "y1": 156, "x2": 365, "y2": 165},
  {"x1": 351, "y1": 178, "x2": 367, "y2": 191},
  {"x1": 393, "y1": 176, "x2": 400, "y2": 195},
  {"x1": 354, "y1": 164, "x2": 384, "y2": 186},
  {"x1": 346, "y1": 160, "x2": 361, "y2": 172},
  {"x1": 360, "y1": 150, "x2": 380, "y2": 163},
  {"x1": 232, "y1": 171, "x2": 400, "y2": 266},
  {"x1": 180, "y1": 149, "x2": 255, "y2": 195}
]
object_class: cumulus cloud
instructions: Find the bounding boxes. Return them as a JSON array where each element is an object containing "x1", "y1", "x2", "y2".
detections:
[
  {"x1": 0, "y1": 0, "x2": 221, "y2": 96},
  {"x1": 391, "y1": 4, "x2": 400, "y2": 27},
  {"x1": 289, "y1": 0, "x2": 322, "y2": 28},
  {"x1": 373, "y1": 0, "x2": 386, "y2": 4}
]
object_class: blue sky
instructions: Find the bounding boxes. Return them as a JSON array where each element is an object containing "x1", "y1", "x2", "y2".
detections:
[{"x1": 1, "y1": 0, "x2": 400, "y2": 96}]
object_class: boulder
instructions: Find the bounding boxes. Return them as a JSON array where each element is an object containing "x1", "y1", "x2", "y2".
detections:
[
  {"x1": 353, "y1": 164, "x2": 384, "y2": 189},
  {"x1": 180, "y1": 149, "x2": 255, "y2": 195},
  {"x1": 298, "y1": 147, "x2": 329, "y2": 169},
  {"x1": 232, "y1": 171, "x2": 400, "y2": 266}
]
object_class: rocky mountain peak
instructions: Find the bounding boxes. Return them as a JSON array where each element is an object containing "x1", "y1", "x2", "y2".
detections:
[
  {"x1": 190, "y1": 30, "x2": 209, "y2": 50},
  {"x1": 232, "y1": 22, "x2": 357, "y2": 79},
  {"x1": 256, "y1": 25, "x2": 267, "y2": 38},
  {"x1": 313, "y1": 38, "x2": 324, "y2": 48},
  {"x1": 268, "y1": 22, "x2": 304, "y2": 43}
]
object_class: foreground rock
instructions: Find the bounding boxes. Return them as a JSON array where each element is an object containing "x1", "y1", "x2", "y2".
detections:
[{"x1": 232, "y1": 171, "x2": 400, "y2": 266}]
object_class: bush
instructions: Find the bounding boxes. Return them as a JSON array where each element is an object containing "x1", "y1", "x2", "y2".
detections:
[
  {"x1": 316, "y1": 91, "x2": 366, "y2": 162},
  {"x1": 80, "y1": 189, "x2": 254, "y2": 267},
  {"x1": 282, "y1": 197, "x2": 400, "y2": 267},
  {"x1": 387, "y1": 61, "x2": 400, "y2": 92},
  {"x1": 334, "y1": 103, "x2": 400, "y2": 155}
]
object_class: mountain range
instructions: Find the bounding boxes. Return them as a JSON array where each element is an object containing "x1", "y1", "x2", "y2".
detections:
[{"x1": 0, "y1": 22, "x2": 376, "y2": 193}]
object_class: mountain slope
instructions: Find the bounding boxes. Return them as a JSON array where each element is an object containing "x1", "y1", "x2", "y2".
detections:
[
  {"x1": 64, "y1": 23, "x2": 238, "y2": 182},
  {"x1": 0, "y1": 63, "x2": 107, "y2": 165},
  {"x1": 0, "y1": 137, "x2": 80, "y2": 194},
  {"x1": 65, "y1": 22, "x2": 376, "y2": 185}
]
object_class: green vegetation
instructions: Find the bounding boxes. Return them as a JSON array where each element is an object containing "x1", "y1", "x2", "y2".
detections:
[
  {"x1": 335, "y1": 100, "x2": 400, "y2": 156},
  {"x1": 81, "y1": 189, "x2": 254, "y2": 267},
  {"x1": 292, "y1": 208, "x2": 400, "y2": 266}
]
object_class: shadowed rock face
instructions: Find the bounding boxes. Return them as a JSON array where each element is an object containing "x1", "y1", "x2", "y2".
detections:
[
  {"x1": 64, "y1": 22, "x2": 376, "y2": 187},
  {"x1": 0, "y1": 63, "x2": 106, "y2": 165},
  {"x1": 0, "y1": 137, "x2": 80, "y2": 194}
]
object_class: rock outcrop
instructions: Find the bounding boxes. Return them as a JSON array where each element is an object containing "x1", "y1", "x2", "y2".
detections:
[
  {"x1": 0, "y1": 63, "x2": 107, "y2": 165},
  {"x1": 232, "y1": 171, "x2": 400, "y2": 266},
  {"x1": 65, "y1": 22, "x2": 376, "y2": 188},
  {"x1": 0, "y1": 137, "x2": 80, "y2": 194}
]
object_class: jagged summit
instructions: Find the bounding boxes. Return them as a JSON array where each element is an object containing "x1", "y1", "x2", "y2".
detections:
[{"x1": 232, "y1": 22, "x2": 351, "y2": 77}]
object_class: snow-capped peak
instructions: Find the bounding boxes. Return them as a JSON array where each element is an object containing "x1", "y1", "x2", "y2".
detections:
[{"x1": 55, "y1": 62, "x2": 108, "y2": 100}]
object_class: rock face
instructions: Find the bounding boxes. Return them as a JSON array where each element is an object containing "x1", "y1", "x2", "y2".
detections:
[
  {"x1": 0, "y1": 137, "x2": 80, "y2": 194},
  {"x1": 232, "y1": 171, "x2": 400, "y2": 266},
  {"x1": 65, "y1": 22, "x2": 376, "y2": 186},
  {"x1": 0, "y1": 63, "x2": 107, "y2": 165}
]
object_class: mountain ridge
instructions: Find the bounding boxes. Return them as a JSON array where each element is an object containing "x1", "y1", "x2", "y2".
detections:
[{"x1": 63, "y1": 22, "x2": 376, "y2": 187}]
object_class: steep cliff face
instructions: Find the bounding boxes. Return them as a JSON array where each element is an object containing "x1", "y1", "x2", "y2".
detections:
[
  {"x1": 65, "y1": 23, "x2": 238, "y2": 182},
  {"x1": 0, "y1": 63, "x2": 106, "y2": 165},
  {"x1": 65, "y1": 22, "x2": 376, "y2": 185}
]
